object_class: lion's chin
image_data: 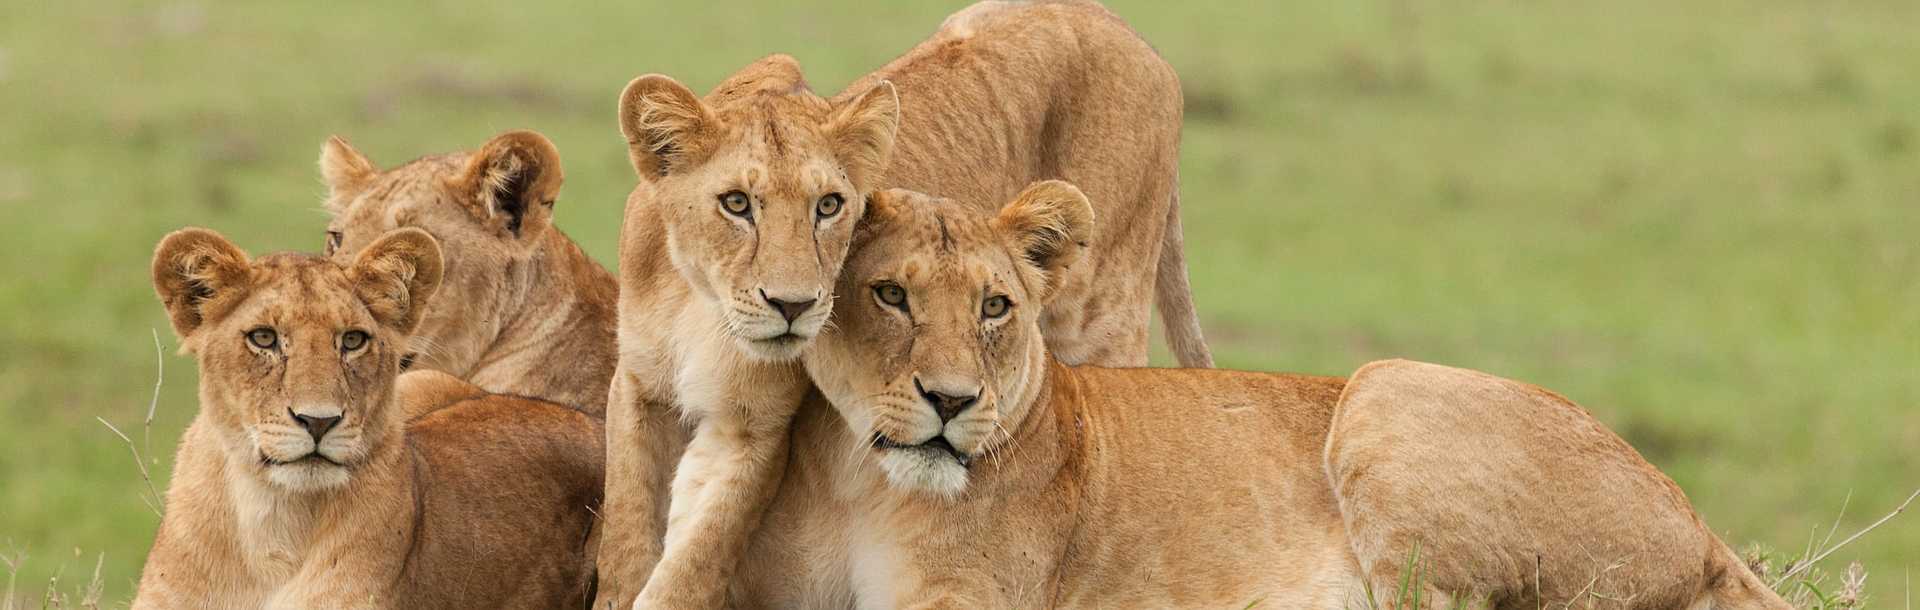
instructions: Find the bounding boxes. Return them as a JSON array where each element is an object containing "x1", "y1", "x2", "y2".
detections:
[
  {"x1": 735, "y1": 332, "x2": 813, "y2": 362},
  {"x1": 263, "y1": 457, "x2": 351, "y2": 493},
  {"x1": 876, "y1": 449, "x2": 970, "y2": 498}
]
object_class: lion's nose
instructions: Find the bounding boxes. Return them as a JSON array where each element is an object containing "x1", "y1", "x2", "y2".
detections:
[
  {"x1": 290, "y1": 410, "x2": 343, "y2": 443},
  {"x1": 915, "y1": 378, "x2": 981, "y2": 423},
  {"x1": 761, "y1": 290, "x2": 817, "y2": 323}
]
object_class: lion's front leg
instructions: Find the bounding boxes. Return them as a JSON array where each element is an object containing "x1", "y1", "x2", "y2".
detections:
[
  {"x1": 264, "y1": 587, "x2": 387, "y2": 610},
  {"x1": 594, "y1": 369, "x2": 688, "y2": 610},
  {"x1": 262, "y1": 545, "x2": 399, "y2": 609},
  {"x1": 130, "y1": 558, "x2": 224, "y2": 610},
  {"x1": 635, "y1": 401, "x2": 797, "y2": 610}
]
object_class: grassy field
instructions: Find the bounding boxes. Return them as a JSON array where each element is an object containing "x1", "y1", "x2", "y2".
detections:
[{"x1": 2, "y1": 0, "x2": 1916, "y2": 604}]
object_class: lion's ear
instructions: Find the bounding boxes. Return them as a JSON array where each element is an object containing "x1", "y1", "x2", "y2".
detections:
[
  {"x1": 348, "y1": 228, "x2": 444, "y2": 334},
  {"x1": 152, "y1": 228, "x2": 253, "y2": 340},
  {"x1": 319, "y1": 135, "x2": 377, "y2": 214},
  {"x1": 618, "y1": 74, "x2": 716, "y2": 179},
  {"x1": 991, "y1": 180, "x2": 1095, "y2": 302},
  {"x1": 451, "y1": 130, "x2": 563, "y2": 239},
  {"x1": 826, "y1": 81, "x2": 900, "y2": 193}
]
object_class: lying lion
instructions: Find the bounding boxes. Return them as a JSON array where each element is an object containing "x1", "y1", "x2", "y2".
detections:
[
  {"x1": 134, "y1": 228, "x2": 602, "y2": 609},
  {"x1": 317, "y1": 130, "x2": 618, "y2": 415},
  {"x1": 599, "y1": 1, "x2": 1213, "y2": 606},
  {"x1": 732, "y1": 187, "x2": 1790, "y2": 609}
]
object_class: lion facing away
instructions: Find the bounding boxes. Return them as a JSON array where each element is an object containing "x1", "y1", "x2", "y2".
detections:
[
  {"x1": 134, "y1": 228, "x2": 602, "y2": 610},
  {"x1": 319, "y1": 130, "x2": 617, "y2": 415},
  {"x1": 730, "y1": 188, "x2": 1789, "y2": 609},
  {"x1": 598, "y1": 2, "x2": 1212, "y2": 606}
]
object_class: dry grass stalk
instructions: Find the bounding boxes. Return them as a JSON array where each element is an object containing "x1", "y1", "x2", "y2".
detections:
[
  {"x1": 93, "y1": 330, "x2": 169, "y2": 518},
  {"x1": 1774, "y1": 487, "x2": 1920, "y2": 588}
]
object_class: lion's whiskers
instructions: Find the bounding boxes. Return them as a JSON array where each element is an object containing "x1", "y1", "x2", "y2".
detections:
[
  {"x1": 404, "y1": 334, "x2": 455, "y2": 366},
  {"x1": 988, "y1": 419, "x2": 1021, "y2": 471}
]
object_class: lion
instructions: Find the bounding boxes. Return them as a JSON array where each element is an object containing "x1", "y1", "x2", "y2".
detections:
[
  {"x1": 726, "y1": 187, "x2": 1791, "y2": 609},
  {"x1": 595, "y1": 2, "x2": 1213, "y2": 607},
  {"x1": 319, "y1": 130, "x2": 618, "y2": 415},
  {"x1": 134, "y1": 228, "x2": 603, "y2": 610}
]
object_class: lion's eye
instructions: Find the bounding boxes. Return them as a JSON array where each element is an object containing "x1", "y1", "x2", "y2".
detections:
[
  {"x1": 247, "y1": 328, "x2": 279, "y2": 350},
  {"x1": 874, "y1": 283, "x2": 908, "y2": 309},
  {"x1": 324, "y1": 230, "x2": 343, "y2": 256},
  {"x1": 719, "y1": 191, "x2": 752, "y2": 217},
  {"x1": 816, "y1": 193, "x2": 844, "y2": 218},
  {"x1": 340, "y1": 330, "x2": 369, "y2": 352},
  {"x1": 982, "y1": 295, "x2": 1011, "y2": 319}
]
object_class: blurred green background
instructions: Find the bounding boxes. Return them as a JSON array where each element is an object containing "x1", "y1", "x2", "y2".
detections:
[{"x1": 2, "y1": 0, "x2": 1916, "y2": 604}]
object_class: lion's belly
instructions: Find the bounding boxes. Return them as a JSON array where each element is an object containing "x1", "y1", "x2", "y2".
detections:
[
  {"x1": 1048, "y1": 450, "x2": 1363, "y2": 608},
  {"x1": 1050, "y1": 526, "x2": 1363, "y2": 609}
]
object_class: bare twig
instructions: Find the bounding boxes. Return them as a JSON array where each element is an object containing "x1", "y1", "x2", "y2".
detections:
[
  {"x1": 95, "y1": 329, "x2": 171, "y2": 519},
  {"x1": 145, "y1": 329, "x2": 163, "y2": 471},
  {"x1": 96, "y1": 418, "x2": 161, "y2": 518},
  {"x1": 1561, "y1": 557, "x2": 1635, "y2": 608},
  {"x1": 1534, "y1": 554, "x2": 1543, "y2": 610},
  {"x1": 1818, "y1": 490, "x2": 1853, "y2": 560},
  {"x1": 1774, "y1": 487, "x2": 1920, "y2": 588},
  {"x1": 1801, "y1": 490, "x2": 1851, "y2": 571}
]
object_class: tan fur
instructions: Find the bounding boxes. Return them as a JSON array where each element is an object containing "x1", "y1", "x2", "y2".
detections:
[
  {"x1": 320, "y1": 131, "x2": 618, "y2": 415},
  {"x1": 840, "y1": 0, "x2": 1210, "y2": 368},
  {"x1": 596, "y1": 4, "x2": 1212, "y2": 607},
  {"x1": 134, "y1": 228, "x2": 602, "y2": 610},
  {"x1": 598, "y1": 58, "x2": 899, "y2": 610},
  {"x1": 394, "y1": 369, "x2": 489, "y2": 421},
  {"x1": 1327, "y1": 360, "x2": 1790, "y2": 609},
  {"x1": 731, "y1": 190, "x2": 1788, "y2": 610}
]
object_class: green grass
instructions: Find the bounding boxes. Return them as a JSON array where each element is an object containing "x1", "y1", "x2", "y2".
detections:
[{"x1": 1, "y1": 0, "x2": 1916, "y2": 604}]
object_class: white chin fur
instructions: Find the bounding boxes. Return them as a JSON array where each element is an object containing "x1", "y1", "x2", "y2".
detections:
[
  {"x1": 265, "y1": 461, "x2": 350, "y2": 492},
  {"x1": 877, "y1": 450, "x2": 969, "y2": 497}
]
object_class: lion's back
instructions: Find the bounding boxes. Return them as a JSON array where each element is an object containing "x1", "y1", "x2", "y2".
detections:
[
  {"x1": 1327, "y1": 359, "x2": 1724, "y2": 609},
  {"x1": 868, "y1": 0, "x2": 1182, "y2": 211},
  {"x1": 861, "y1": 1, "x2": 1188, "y2": 368}
]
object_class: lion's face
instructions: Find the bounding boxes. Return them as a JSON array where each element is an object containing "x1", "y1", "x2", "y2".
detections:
[
  {"x1": 153, "y1": 228, "x2": 442, "y2": 493},
  {"x1": 619, "y1": 55, "x2": 899, "y2": 361},
  {"x1": 805, "y1": 183, "x2": 1093, "y2": 496},
  {"x1": 317, "y1": 131, "x2": 562, "y2": 376}
]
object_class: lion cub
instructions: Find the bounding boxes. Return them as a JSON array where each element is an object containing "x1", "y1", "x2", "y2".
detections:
[
  {"x1": 761, "y1": 189, "x2": 1789, "y2": 609},
  {"x1": 134, "y1": 228, "x2": 602, "y2": 610}
]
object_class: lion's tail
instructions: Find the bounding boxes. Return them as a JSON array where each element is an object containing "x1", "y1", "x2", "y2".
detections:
[{"x1": 1156, "y1": 183, "x2": 1215, "y2": 368}]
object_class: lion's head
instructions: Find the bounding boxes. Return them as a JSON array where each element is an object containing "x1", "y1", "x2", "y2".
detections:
[
  {"x1": 619, "y1": 55, "x2": 900, "y2": 361},
  {"x1": 317, "y1": 130, "x2": 562, "y2": 375},
  {"x1": 804, "y1": 181, "x2": 1093, "y2": 496},
  {"x1": 152, "y1": 227, "x2": 443, "y2": 492}
]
